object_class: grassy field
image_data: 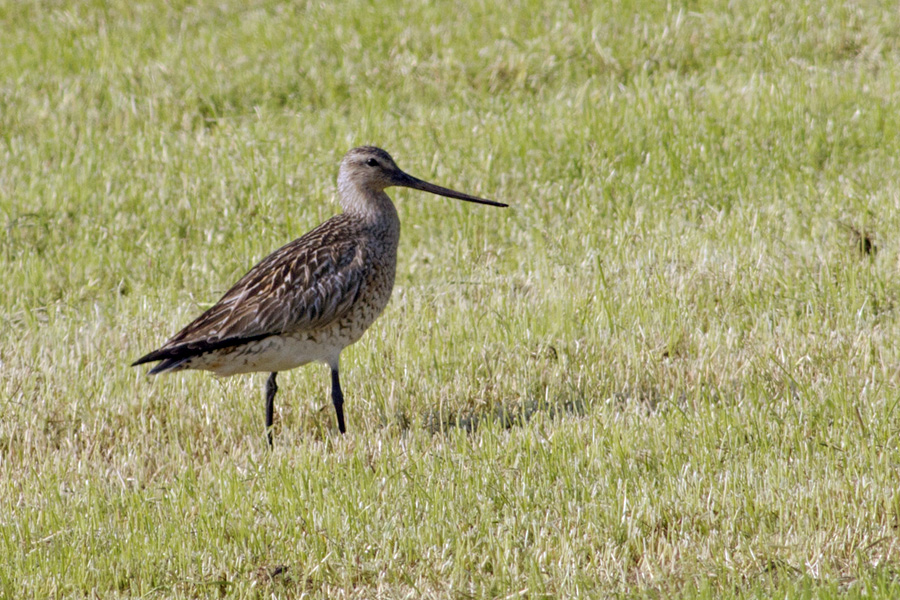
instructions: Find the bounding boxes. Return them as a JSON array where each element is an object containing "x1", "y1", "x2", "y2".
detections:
[{"x1": 3, "y1": 0, "x2": 900, "y2": 597}]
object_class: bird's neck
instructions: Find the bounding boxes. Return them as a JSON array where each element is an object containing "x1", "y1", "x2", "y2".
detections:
[{"x1": 338, "y1": 185, "x2": 400, "y2": 236}]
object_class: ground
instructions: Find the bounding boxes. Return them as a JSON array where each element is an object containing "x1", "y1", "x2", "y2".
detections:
[{"x1": 3, "y1": 0, "x2": 900, "y2": 597}]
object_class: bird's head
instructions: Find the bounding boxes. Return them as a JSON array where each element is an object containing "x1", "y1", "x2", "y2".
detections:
[{"x1": 337, "y1": 146, "x2": 507, "y2": 212}]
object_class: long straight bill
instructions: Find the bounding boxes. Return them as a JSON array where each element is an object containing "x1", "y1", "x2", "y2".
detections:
[{"x1": 401, "y1": 173, "x2": 508, "y2": 207}]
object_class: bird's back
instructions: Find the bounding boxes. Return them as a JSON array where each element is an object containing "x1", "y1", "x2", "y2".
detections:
[{"x1": 133, "y1": 211, "x2": 400, "y2": 374}]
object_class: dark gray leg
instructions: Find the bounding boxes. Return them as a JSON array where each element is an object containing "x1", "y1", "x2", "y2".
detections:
[
  {"x1": 265, "y1": 372, "x2": 278, "y2": 447},
  {"x1": 331, "y1": 368, "x2": 346, "y2": 434}
]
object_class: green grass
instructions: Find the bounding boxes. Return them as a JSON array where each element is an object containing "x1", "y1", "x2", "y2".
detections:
[{"x1": 4, "y1": 0, "x2": 900, "y2": 596}]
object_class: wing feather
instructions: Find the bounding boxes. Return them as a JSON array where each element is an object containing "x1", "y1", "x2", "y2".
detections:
[{"x1": 133, "y1": 214, "x2": 369, "y2": 366}]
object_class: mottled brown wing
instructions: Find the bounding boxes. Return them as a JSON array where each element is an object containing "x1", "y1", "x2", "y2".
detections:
[{"x1": 133, "y1": 215, "x2": 368, "y2": 367}]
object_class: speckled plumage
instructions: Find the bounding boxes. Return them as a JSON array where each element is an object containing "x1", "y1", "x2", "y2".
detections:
[
  {"x1": 134, "y1": 211, "x2": 398, "y2": 375},
  {"x1": 133, "y1": 146, "x2": 506, "y2": 444}
]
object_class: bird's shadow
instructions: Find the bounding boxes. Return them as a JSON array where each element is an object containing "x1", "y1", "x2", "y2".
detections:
[{"x1": 419, "y1": 395, "x2": 588, "y2": 435}]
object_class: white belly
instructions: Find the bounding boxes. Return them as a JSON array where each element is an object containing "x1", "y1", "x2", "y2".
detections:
[
  {"x1": 176, "y1": 274, "x2": 393, "y2": 376},
  {"x1": 188, "y1": 333, "x2": 347, "y2": 376}
]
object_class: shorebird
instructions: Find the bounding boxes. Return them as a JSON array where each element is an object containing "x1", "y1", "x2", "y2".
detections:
[{"x1": 132, "y1": 146, "x2": 507, "y2": 445}]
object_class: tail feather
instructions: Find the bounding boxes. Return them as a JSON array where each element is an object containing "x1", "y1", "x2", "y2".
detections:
[
  {"x1": 131, "y1": 332, "x2": 273, "y2": 374},
  {"x1": 147, "y1": 357, "x2": 192, "y2": 374},
  {"x1": 131, "y1": 346, "x2": 194, "y2": 374}
]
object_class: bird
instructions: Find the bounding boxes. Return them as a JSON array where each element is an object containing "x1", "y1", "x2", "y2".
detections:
[{"x1": 132, "y1": 146, "x2": 507, "y2": 445}]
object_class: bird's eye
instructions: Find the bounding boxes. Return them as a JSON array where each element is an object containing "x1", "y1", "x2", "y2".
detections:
[{"x1": 365, "y1": 158, "x2": 379, "y2": 167}]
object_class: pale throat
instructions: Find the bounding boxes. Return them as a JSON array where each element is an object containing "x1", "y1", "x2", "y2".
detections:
[{"x1": 338, "y1": 183, "x2": 400, "y2": 227}]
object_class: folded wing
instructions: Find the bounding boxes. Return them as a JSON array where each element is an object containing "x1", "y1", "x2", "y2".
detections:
[{"x1": 133, "y1": 215, "x2": 368, "y2": 371}]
